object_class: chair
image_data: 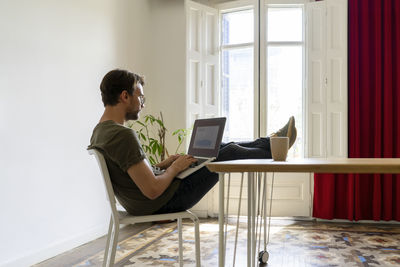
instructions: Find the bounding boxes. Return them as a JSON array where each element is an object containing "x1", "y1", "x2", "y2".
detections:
[{"x1": 88, "y1": 149, "x2": 201, "y2": 267}]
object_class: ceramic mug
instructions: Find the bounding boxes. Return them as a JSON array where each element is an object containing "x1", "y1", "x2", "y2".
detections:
[{"x1": 270, "y1": 137, "x2": 289, "y2": 161}]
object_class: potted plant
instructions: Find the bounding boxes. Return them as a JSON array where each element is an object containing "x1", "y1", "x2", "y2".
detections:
[{"x1": 126, "y1": 112, "x2": 191, "y2": 165}]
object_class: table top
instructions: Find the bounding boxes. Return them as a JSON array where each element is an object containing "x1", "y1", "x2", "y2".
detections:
[{"x1": 206, "y1": 158, "x2": 400, "y2": 174}]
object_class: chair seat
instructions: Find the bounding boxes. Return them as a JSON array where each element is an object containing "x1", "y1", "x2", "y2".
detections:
[{"x1": 118, "y1": 210, "x2": 198, "y2": 224}]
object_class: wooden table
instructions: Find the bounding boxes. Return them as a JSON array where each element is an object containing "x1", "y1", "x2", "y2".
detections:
[{"x1": 207, "y1": 158, "x2": 400, "y2": 267}]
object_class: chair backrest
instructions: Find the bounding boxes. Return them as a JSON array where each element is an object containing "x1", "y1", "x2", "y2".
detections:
[{"x1": 88, "y1": 149, "x2": 118, "y2": 214}]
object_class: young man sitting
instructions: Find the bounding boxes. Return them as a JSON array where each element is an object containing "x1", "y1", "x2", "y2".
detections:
[{"x1": 88, "y1": 69, "x2": 296, "y2": 215}]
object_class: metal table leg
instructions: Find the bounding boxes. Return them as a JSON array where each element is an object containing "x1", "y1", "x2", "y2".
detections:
[
  {"x1": 219, "y1": 173, "x2": 225, "y2": 267},
  {"x1": 247, "y1": 172, "x2": 253, "y2": 266},
  {"x1": 252, "y1": 172, "x2": 257, "y2": 267},
  {"x1": 258, "y1": 172, "x2": 275, "y2": 265}
]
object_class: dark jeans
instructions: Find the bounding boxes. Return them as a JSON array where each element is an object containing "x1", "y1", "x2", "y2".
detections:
[{"x1": 155, "y1": 137, "x2": 271, "y2": 214}]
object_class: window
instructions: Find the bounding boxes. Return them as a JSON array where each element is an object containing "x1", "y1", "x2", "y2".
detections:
[
  {"x1": 266, "y1": 5, "x2": 304, "y2": 158},
  {"x1": 220, "y1": 4, "x2": 304, "y2": 157},
  {"x1": 221, "y1": 9, "x2": 254, "y2": 142}
]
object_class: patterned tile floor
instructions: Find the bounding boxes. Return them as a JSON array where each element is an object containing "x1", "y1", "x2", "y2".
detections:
[{"x1": 69, "y1": 218, "x2": 400, "y2": 267}]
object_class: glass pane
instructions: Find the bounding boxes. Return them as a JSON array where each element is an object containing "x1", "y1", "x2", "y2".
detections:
[
  {"x1": 267, "y1": 46, "x2": 303, "y2": 157},
  {"x1": 267, "y1": 7, "x2": 303, "y2": 42},
  {"x1": 221, "y1": 48, "x2": 254, "y2": 142},
  {"x1": 222, "y1": 9, "x2": 254, "y2": 45}
]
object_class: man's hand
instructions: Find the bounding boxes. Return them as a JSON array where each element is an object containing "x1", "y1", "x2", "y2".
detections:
[
  {"x1": 169, "y1": 155, "x2": 197, "y2": 173},
  {"x1": 155, "y1": 154, "x2": 180, "y2": 169}
]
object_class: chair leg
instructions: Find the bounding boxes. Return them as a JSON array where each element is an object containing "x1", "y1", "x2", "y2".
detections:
[
  {"x1": 107, "y1": 219, "x2": 120, "y2": 267},
  {"x1": 193, "y1": 217, "x2": 201, "y2": 267},
  {"x1": 103, "y1": 216, "x2": 113, "y2": 267},
  {"x1": 178, "y1": 218, "x2": 183, "y2": 267}
]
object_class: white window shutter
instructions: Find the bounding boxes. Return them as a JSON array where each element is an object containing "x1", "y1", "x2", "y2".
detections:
[
  {"x1": 306, "y1": 0, "x2": 327, "y2": 158},
  {"x1": 186, "y1": 0, "x2": 219, "y2": 218},
  {"x1": 306, "y1": 0, "x2": 347, "y2": 158},
  {"x1": 326, "y1": 0, "x2": 347, "y2": 158},
  {"x1": 186, "y1": 0, "x2": 219, "y2": 128},
  {"x1": 187, "y1": 1, "x2": 202, "y2": 125}
]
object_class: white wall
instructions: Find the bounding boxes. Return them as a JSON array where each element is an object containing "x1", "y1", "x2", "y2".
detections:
[
  {"x1": 0, "y1": 0, "x2": 149, "y2": 266},
  {"x1": 142, "y1": 0, "x2": 187, "y2": 153}
]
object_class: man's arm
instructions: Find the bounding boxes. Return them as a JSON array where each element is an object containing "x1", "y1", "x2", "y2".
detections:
[{"x1": 127, "y1": 155, "x2": 196, "y2": 200}]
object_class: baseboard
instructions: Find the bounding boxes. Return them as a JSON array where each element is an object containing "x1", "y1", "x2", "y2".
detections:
[
  {"x1": 0, "y1": 223, "x2": 109, "y2": 267},
  {"x1": 315, "y1": 217, "x2": 400, "y2": 224},
  {"x1": 206, "y1": 215, "x2": 400, "y2": 225}
]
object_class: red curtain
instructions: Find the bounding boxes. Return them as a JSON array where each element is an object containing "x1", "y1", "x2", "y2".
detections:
[{"x1": 313, "y1": 0, "x2": 400, "y2": 221}]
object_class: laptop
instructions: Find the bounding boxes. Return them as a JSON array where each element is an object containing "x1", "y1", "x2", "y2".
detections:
[{"x1": 176, "y1": 117, "x2": 226, "y2": 179}]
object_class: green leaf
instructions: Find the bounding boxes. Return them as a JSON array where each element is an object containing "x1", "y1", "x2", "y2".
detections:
[
  {"x1": 152, "y1": 144, "x2": 157, "y2": 155},
  {"x1": 149, "y1": 156, "x2": 156, "y2": 165},
  {"x1": 156, "y1": 119, "x2": 165, "y2": 127}
]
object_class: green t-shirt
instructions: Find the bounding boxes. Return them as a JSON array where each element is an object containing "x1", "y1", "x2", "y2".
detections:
[{"x1": 88, "y1": 120, "x2": 181, "y2": 215}]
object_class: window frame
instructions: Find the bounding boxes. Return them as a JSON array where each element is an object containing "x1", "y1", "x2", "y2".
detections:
[
  {"x1": 264, "y1": 3, "x2": 306, "y2": 157},
  {"x1": 218, "y1": 0, "x2": 308, "y2": 151},
  {"x1": 219, "y1": 5, "x2": 256, "y2": 141}
]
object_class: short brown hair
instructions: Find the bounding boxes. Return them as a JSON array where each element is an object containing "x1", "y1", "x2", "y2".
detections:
[{"x1": 99, "y1": 69, "x2": 144, "y2": 106}]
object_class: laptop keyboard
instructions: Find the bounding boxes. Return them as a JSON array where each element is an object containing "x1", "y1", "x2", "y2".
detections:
[{"x1": 190, "y1": 158, "x2": 208, "y2": 168}]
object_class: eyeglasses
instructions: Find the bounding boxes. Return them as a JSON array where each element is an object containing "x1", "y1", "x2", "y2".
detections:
[{"x1": 139, "y1": 95, "x2": 145, "y2": 105}]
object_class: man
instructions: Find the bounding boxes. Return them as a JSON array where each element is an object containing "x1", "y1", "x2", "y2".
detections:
[{"x1": 88, "y1": 69, "x2": 296, "y2": 215}]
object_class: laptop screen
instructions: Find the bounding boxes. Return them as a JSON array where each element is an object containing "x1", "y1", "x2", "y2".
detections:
[
  {"x1": 187, "y1": 117, "x2": 226, "y2": 158},
  {"x1": 193, "y1": 126, "x2": 219, "y2": 149}
]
